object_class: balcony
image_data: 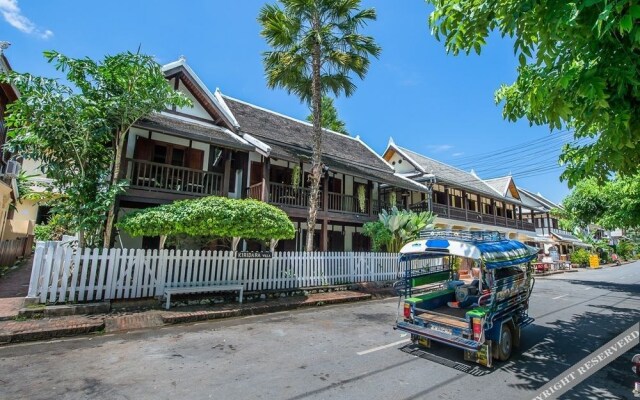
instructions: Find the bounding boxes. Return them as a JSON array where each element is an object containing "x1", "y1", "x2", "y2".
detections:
[
  {"x1": 246, "y1": 182, "x2": 372, "y2": 216},
  {"x1": 126, "y1": 159, "x2": 224, "y2": 197},
  {"x1": 410, "y1": 201, "x2": 535, "y2": 232}
]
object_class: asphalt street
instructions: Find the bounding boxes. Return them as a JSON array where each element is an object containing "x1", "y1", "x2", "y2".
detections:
[{"x1": 1, "y1": 262, "x2": 639, "y2": 400}]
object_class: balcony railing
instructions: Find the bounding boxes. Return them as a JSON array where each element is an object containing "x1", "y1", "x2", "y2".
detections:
[
  {"x1": 409, "y1": 201, "x2": 535, "y2": 232},
  {"x1": 127, "y1": 159, "x2": 223, "y2": 196},
  {"x1": 247, "y1": 182, "x2": 373, "y2": 215}
]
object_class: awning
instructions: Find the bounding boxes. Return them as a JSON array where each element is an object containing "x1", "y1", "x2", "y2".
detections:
[
  {"x1": 526, "y1": 235, "x2": 555, "y2": 244},
  {"x1": 400, "y1": 234, "x2": 538, "y2": 269}
]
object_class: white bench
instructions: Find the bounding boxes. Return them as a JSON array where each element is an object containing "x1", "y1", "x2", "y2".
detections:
[{"x1": 164, "y1": 285, "x2": 244, "y2": 310}]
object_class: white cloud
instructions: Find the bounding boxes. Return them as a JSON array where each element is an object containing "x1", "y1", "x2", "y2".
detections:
[
  {"x1": 0, "y1": 0, "x2": 53, "y2": 39},
  {"x1": 452, "y1": 152, "x2": 464, "y2": 157},
  {"x1": 426, "y1": 144, "x2": 453, "y2": 152}
]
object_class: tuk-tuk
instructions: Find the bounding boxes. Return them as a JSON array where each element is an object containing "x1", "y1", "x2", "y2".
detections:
[{"x1": 394, "y1": 230, "x2": 538, "y2": 367}]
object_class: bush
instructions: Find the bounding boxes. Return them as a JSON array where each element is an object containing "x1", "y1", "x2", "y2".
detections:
[
  {"x1": 571, "y1": 248, "x2": 591, "y2": 266},
  {"x1": 616, "y1": 240, "x2": 634, "y2": 260},
  {"x1": 34, "y1": 214, "x2": 70, "y2": 241}
]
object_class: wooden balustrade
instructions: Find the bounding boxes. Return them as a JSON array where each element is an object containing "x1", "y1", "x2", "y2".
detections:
[{"x1": 127, "y1": 159, "x2": 223, "y2": 196}]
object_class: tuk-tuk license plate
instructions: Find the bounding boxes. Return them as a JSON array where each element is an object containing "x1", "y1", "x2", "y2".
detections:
[{"x1": 429, "y1": 324, "x2": 452, "y2": 335}]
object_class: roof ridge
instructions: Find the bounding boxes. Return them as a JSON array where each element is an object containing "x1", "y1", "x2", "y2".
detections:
[
  {"x1": 220, "y1": 93, "x2": 361, "y2": 141},
  {"x1": 397, "y1": 145, "x2": 480, "y2": 179}
]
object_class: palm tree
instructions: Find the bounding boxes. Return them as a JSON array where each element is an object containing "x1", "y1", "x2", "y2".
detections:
[
  {"x1": 306, "y1": 96, "x2": 348, "y2": 135},
  {"x1": 259, "y1": 0, "x2": 381, "y2": 252}
]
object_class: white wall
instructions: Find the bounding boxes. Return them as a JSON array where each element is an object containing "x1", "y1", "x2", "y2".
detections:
[{"x1": 387, "y1": 151, "x2": 416, "y2": 174}]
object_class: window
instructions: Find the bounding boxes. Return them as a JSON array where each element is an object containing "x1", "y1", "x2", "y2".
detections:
[
  {"x1": 153, "y1": 145, "x2": 167, "y2": 164},
  {"x1": 468, "y1": 194, "x2": 478, "y2": 212},
  {"x1": 481, "y1": 197, "x2": 492, "y2": 215},
  {"x1": 432, "y1": 184, "x2": 446, "y2": 205},
  {"x1": 171, "y1": 148, "x2": 185, "y2": 166},
  {"x1": 505, "y1": 203, "x2": 515, "y2": 219},
  {"x1": 495, "y1": 202, "x2": 504, "y2": 217},
  {"x1": 449, "y1": 188, "x2": 463, "y2": 209}
]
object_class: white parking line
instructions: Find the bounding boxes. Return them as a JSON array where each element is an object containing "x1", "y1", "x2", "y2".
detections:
[
  {"x1": 552, "y1": 294, "x2": 568, "y2": 300},
  {"x1": 357, "y1": 339, "x2": 410, "y2": 355}
]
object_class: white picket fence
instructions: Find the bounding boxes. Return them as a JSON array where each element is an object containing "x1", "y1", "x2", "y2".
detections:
[{"x1": 27, "y1": 241, "x2": 402, "y2": 304}]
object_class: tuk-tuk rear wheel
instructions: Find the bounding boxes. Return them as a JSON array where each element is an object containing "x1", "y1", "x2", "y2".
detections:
[{"x1": 497, "y1": 324, "x2": 513, "y2": 361}]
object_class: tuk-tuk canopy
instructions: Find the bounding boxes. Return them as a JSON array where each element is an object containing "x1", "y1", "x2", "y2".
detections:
[{"x1": 399, "y1": 231, "x2": 539, "y2": 269}]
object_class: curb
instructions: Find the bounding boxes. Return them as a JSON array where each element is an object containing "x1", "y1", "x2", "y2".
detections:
[
  {"x1": 0, "y1": 317, "x2": 104, "y2": 344},
  {"x1": 0, "y1": 291, "x2": 374, "y2": 344}
]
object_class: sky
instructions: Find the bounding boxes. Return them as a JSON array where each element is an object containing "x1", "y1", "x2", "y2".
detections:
[{"x1": 0, "y1": 0, "x2": 570, "y2": 203}]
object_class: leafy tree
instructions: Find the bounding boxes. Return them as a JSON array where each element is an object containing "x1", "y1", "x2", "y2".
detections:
[
  {"x1": 306, "y1": 96, "x2": 348, "y2": 135},
  {"x1": 559, "y1": 174, "x2": 640, "y2": 230},
  {"x1": 44, "y1": 51, "x2": 190, "y2": 248},
  {"x1": 426, "y1": 0, "x2": 640, "y2": 185},
  {"x1": 259, "y1": 0, "x2": 380, "y2": 251},
  {"x1": 2, "y1": 51, "x2": 188, "y2": 247},
  {"x1": 363, "y1": 207, "x2": 435, "y2": 252},
  {"x1": 2, "y1": 72, "x2": 115, "y2": 246},
  {"x1": 118, "y1": 196, "x2": 295, "y2": 250}
]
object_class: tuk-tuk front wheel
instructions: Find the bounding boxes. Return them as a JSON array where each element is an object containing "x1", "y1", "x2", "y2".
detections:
[{"x1": 497, "y1": 324, "x2": 513, "y2": 361}]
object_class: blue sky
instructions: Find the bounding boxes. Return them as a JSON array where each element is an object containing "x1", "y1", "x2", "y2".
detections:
[{"x1": 0, "y1": 0, "x2": 569, "y2": 203}]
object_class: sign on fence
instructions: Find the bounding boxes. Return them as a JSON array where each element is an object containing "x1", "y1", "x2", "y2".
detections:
[
  {"x1": 236, "y1": 251, "x2": 272, "y2": 259},
  {"x1": 27, "y1": 242, "x2": 402, "y2": 304}
]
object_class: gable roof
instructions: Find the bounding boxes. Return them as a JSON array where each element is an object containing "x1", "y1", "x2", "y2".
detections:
[
  {"x1": 219, "y1": 95, "x2": 426, "y2": 192},
  {"x1": 484, "y1": 176, "x2": 521, "y2": 200},
  {"x1": 162, "y1": 58, "x2": 239, "y2": 131},
  {"x1": 388, "y1": 143, "x2": 515, "y2": 200},
  {"x1": 518, "y1": 187, "x2": 559, "y2": 211}
]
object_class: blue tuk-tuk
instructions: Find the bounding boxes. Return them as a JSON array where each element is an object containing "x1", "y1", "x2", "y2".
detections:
[{"x1": 394, "y1": 230, "x2": 538, "y2": 367}]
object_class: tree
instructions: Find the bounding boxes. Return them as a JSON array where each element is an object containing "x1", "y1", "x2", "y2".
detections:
[
  {"x1": 558, "y1": 174, "x2": 640, "y2": 230},
  {"x1": 2, "y1": 71, "x2": 114, "y2": 246},
  {"x1": 306, "y1": 96, "x2": 348, "y2": 135},
  {"x1": 259, "y1": 0, "x2": 380, "y2": 251},
  {"x1": 363, "y1": 207, "x2": 435, "y2": 252},
  {"x1": 426, "y1": 0, "x2": 640, "y2": 185},
  {"x1": 42, "y1": 51, "x2": 190, "y2": 248},
  {"x1": 118, "y1": 196, "x2": 295, "y2": 250}
]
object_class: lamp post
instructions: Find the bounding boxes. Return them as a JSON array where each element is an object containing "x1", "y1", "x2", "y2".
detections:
[{"x1": 423, "y1": 173, "x2": 436, "y2": 213}]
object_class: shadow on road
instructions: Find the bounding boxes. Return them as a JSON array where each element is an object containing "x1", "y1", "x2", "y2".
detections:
[{"x1": 505, "y1": 279, "x2": 640, "y2": 399}]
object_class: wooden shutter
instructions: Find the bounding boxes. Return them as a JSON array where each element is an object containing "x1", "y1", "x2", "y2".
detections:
[
  {"x1": 133, "y1": 137, "x2": 154, "y2": 161},
  {"x1": 186, "y1": 148, "x2": 204, "y2": 170}
]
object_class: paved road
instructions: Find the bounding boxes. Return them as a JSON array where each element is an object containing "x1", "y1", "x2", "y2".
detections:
[{"x1": 1, "y1": 262, "x2": 639, "y2": 400}]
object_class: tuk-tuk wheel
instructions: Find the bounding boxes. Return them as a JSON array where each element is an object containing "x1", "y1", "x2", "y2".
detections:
[{"x1": 497, "y1": 324, "x2": 512, "y2": 361}]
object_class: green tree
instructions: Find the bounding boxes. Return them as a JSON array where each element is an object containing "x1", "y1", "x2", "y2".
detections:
[
  {"x1": 306, "y1": 96, "x2": 348, "y2": 135},
  {"x1": 259, "y1": 0, "x2": 380, "y2": 251},
  {"x1": 426, "y1": 0, "x2": 640, "y2": 185},
  {"x1": 2, "y1": 51, "x2": 189, "y2": 247},
  {"x1": 560, "y1": 174, "x2": 640, "y2": 230},
  {"x1": 44, "y1": 51, "x2": 190, "y2": 248},
  {"x1": 118, "y1": 196, "x2": 295, "y2": 250},
  {"x1": 363, "y1": 207, "x2": 435, "y2": 252}
]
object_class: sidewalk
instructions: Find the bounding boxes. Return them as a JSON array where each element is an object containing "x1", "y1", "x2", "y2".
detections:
[{"x1": 0, "y1": 289, "x2": 377, "y2": 345}]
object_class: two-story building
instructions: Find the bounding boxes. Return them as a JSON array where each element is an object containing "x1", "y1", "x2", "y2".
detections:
[
  {"x1": 381, "y1": 139, "x2": 540, "y2": 241},
  {"x1": 117, "y1": 58, "x2": 426, "y2": 251}
]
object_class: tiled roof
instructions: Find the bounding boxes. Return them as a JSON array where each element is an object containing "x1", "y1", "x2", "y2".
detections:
[
  {"x1": 222, "y1": 95, "x2": 425, "y2": 192},
  {"x1": 484, "y1": 176, "x2": 512, "y2": 197},
  {"x1": 397, "y1": 146, "x2": 511, "y2": 199},
  {"x1": 135, "y1": 113, "x2": 253, "y2": 151}
]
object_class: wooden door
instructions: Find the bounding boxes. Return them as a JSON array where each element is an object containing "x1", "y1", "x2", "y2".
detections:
[
  {"x1": 186, "y1": 148, "x2": 204, "y2": 170},
  {"x1": 134, "y1": 137, "x2": 154, "y2": 161}
]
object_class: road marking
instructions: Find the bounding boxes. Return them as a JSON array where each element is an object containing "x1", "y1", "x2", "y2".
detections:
[
  {"x1": 357, "y1": 339, "x2": 410, "y2": 355},
  {"x1": 584, "y1": 287, "x2": 592, "y2": 291},
  {"x1": 552, "y1": 294, "x2": 568, "y2": 300}
]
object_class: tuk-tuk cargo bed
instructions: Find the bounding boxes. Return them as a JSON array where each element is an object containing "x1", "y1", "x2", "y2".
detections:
[
  {"x1": 396, "y1": 321, "x2": 482, "y2": 351},
  {"x1": 414, "y1": 309, "x2": 469, "y2": 329}
]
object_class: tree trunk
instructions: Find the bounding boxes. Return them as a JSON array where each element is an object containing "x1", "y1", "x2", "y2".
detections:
[
  {"x1": 103, "y1": 130, "x2": 127, "y2": 248},
  {"x1": 306, "y1": 14, "x2": 323, "y2": 252}
]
